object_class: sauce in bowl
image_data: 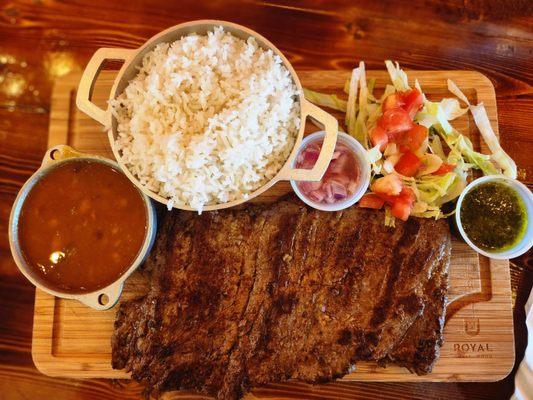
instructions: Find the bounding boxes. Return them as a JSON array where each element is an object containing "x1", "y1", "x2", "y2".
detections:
[
  {"x1": 17, "y1": 159, "x2": 148, "y2": 294},
  {"x1": 460, "y1": 180, "x2": 527, "y2": 252}
]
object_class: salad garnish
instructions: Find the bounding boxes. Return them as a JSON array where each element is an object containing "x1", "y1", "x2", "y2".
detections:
[{"x1": 304, "y1": 61, "x2": 517, "y2": 224}]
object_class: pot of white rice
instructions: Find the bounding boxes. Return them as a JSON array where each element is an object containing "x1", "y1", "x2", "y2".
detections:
[{"x1": 76, "y1": 20, "x2": 338, "y2": 212}]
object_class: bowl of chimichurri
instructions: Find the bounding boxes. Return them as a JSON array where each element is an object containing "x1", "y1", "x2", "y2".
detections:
[{"x1": 455, "y1": 176, "x2": 533, "y2": 259}]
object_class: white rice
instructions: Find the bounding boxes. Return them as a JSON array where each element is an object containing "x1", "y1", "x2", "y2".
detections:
[{"x1": 110, "y1": 27, "x2": 300, "y2": 212}]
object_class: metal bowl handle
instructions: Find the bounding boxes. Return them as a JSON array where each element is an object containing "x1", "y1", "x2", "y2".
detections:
[
  {"x1": 279, "y1": 99, "x2": 338, "y2": 182},
  {"x1": 77, "y1": 281, "x2": 124, "y2": 311},
  {"x1": 41, "y1": 144, "x2": 85, "y2": 167},
  {"x1": 76, "y1": 48, "x2": 135, "y2": 126}
]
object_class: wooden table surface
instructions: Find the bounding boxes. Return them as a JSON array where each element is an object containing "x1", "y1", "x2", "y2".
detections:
[{"x1": 0, "y1": 1, "x2": 531, "y2": 399}]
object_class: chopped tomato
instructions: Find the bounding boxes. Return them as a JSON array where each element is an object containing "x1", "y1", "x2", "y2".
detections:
[
  {"x1": 378, "y1": 108, "x2": 413, "y2": 136},
  {"x1": 397, "y1": 124, "x2": 428, "y2": 153},
  {"x1": 382, "y1": 89, "x2": 423, "y2": 119},
  {"x1": 433, "y1": 163, "x2": 456, "y2": 175},
  {"x1": 382, "y1": 93, "x2": 404, "y2": 112},
  {"x1": 391, "y1": 198, "x2": 412, "y2": 221},
  {"x1": 375, "y1": 192, "x2": 398, "y2": 204},
  {"x1": 367, "y1": 182, "x2": 415, "y2": 221},
  {"x1": 359, "y1": 193, "x2": 385, "y2": 209},
  {"x1": 370, "y1": 125, "x2": 388, "y2": 151},
  {"x1": 398, "y1": 186, "x2": 416, "y2": 204},
  {"x1": 394, "y1": 152, "x2": 421, "y2": 177},
  {"x1": 370, "y1": 174, "x2": 403, "y2": 196},
  {"x1": 390, "y1": 187, "x2": 415, "y2": 221},
  {"x1": 401, "y1": 89, "x2": 424, "y2": 118}
]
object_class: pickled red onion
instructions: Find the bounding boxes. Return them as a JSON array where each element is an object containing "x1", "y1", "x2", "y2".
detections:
[{"x1": 296, "y1": 140, "x2": 360, "y2": 204}]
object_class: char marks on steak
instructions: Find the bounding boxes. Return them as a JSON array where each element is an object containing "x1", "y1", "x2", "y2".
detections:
[{"x1": 112, "y1": 197, "x2": 451, "y2": 399}]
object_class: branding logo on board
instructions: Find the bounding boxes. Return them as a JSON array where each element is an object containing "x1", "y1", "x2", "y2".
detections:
[
  {"x1": 450, "y1": 318, "x2": 493, "y2": 358},
  {"x1": 464, "y1": 317, "x2": 480, "y2": 336},
  {"x1": 453, "y1": 343, "x2": 493, "y2": 358}
]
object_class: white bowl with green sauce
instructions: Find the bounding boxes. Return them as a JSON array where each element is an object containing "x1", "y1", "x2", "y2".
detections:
[{"x1": 455, "y1": 175, "x2": 533, "y2": 259}]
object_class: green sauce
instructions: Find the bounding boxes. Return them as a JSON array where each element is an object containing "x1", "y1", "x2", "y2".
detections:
[{"x1": 460, "y1": 180, "x2": 527, "y2": 252}]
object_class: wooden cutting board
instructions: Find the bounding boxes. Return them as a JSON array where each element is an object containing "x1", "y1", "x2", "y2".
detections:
[{"x1": 33, "y1": 70, "x2": 514, "y2": 382}]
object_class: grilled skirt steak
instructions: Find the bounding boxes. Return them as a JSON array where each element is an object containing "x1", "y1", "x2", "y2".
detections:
[{"x1": 112, "y1": 198, "x2": 451, "y2": 399}]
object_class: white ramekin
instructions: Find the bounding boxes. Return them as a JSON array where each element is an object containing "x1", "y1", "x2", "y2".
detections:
[
  {"x1": 290, "y1": 131, "x2": 371, "y2": 212},
  {"x1": 455, "y1": 175, "x2": 533, "y2": 259}
]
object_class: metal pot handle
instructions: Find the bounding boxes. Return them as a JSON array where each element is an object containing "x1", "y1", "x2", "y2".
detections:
[
  {"x1": 279, "y1": 99, "x2": 338, "y2": 182},
  {"x1": 41, "y1": 144, "x2": 86, "y2": 167},
  {"x1": 76, "y1": 281, "x2": 124, "y2": 310},
  {"x1": 76, "y1": 48, "x2": 135, "y2": 126}
]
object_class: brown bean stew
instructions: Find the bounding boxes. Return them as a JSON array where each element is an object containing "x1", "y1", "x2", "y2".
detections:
[{"x1": 18, "y1": 159, "x2": 148, "y2": 294}]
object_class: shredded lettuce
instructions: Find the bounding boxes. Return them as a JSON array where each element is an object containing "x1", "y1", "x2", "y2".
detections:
[
  {"x1": 367, "y1": 103, "x2": 382, "y2": 127},
  {"x1": 343, "y1": 62, "x2": 375, "y2": 148},
  {"x1": 414, "y1": 172, "x2": 459, "y2": 204},
  {"x1": 367, "y1": 77, "x2": 376, "y2": 96},
  {"x1": 358, "y1": 63, "x2": 368, "y2": 118},
  {"x1": 367, "y1": 144, "x2": 382, "y2": 164},
  {"x1": 417, "y1": 154, "x2": 443, "y2": 176},
  {"x1": 393, "y1": 178, "x2": 448, "y2": 219},
  {"x1": 423, "y1": 102, "x2": 499, "y2": 176},
  {"x1": 432, "y1": 125, "x2": 498, "y2": 175},
  {"x1": 380, "y1": 84, "x2": 396, "y2": 102},
  {"x1": 436, "y1": 174, "x2": 467, "y2": 205},
  {"x1": 447, "y1": 79, "x2": 517, "y2": 178},
  {"x1": 384, "y1": 207, "x2": 396, "y2": 227},
  {"x1": 346, "y1": 67, "x2": 361, "y2": 136},
  {"x1": 447, "y1": 79, "x2": 470, "y2": 106},
  {"x1": 428, "y1": 134, "x2": 446, "y2": 160},
  {"x1": 304, "y1": 88, "x2": 347, "y2": 112},
  {"x1": 371, "y1": 161, "x2": 383, "y2": 176},
  {"x1": 432, "y1": 124, "x2": 499, "y2": 176},
  {"x1": 384, "y1": 143, "x2": 398, "y2": 157},
  {"x1": 385, "y1": 60, "x2": 410, "y2": 91},
  {"x1": 415, "y1": 111, "x2": 437, "y2": 129},
  {"x1": 383, "y1": 154, "x2": 401, "y2": 174},
  {"x1": 414, "y1": 79, "x2": 427, "y2": 103},
  {"x1": 366, "y1": 145, "x2": 383, "y2": 176},
  {"x1": 440, "y1": 98, "x2": 468, "y2": 120},
  {"x1": 354, "y1": 62, "x2": 370, "y2": 147},
  {"x1": 470, "y1": 104, "x2": 517, "y2": 178},
  {"x1": 344, "y1": 77, "x2": 376, "y2": 96},
  {"x1": 416, "y1": 97, "x2": 466, "y2": 131},
  {"x1": 425, "y1": 102, "x2": 453, "y2": 133},
  {"x1": 400, "y1": 177, "x2": 420, "y2": 203},
  {"x1": 411, "y1": 201, "x2": 443, "y2": 219}
]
